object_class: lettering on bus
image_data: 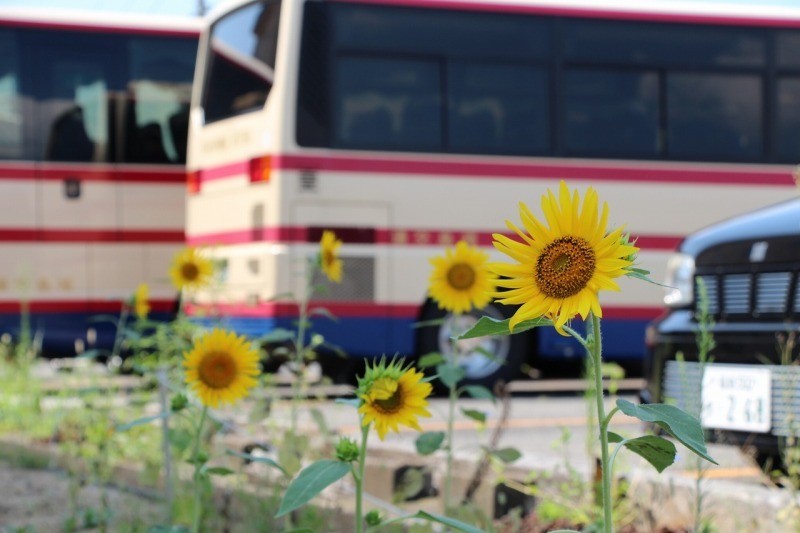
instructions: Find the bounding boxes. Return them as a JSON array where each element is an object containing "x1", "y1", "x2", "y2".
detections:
[{"x1": 201, "y1": 129, "x2": 252, "y2": 154}]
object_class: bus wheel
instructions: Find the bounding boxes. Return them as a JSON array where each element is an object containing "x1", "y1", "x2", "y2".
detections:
[{"x1": 415, "y1": 302, "x2": 531, "y2": 390}]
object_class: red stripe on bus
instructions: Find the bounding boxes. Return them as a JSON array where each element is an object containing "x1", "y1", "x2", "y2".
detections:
[
  {"x1": 0, "y1": 163, "x2": 186, "y2": 184},
  {"x1": 185, "y1": 301, "x2": 661, "y2": 320},
  {"x1": 0, "y1": 299, "x2": 176, "y2": 313},
  {"x1": 272, "y1": 154, "x2": 793, "y2": 186},
  {"x1": 187, "y1": 225, "x2": 682, "y2": 251},
  {"x1": 334, "y1": 0, "x2": 800, "y2": 28},
  {"x1": 197, "y1": 161, "x2": 250, "y2": 183},
  {"x1": 0, "y1": 229, "x2": 184, "y2": 243}
]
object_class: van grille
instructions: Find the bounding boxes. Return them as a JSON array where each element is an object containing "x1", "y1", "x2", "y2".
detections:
[
  {"x1": 695, "y1": 270, "x2": 799, "y2": 319},
  {"x1": 663, "y1": 361, "x2": 800, "y2": 437}
]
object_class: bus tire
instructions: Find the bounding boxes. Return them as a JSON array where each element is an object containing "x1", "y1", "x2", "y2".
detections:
[{"x1": 414, "y1": 300, "x2": 533, "y2": 391}]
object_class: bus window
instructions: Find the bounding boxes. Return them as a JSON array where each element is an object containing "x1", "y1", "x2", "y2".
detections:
[
  {"x1": 124, "y1": 37, "x2": 196, "y2": 164},
  {"x1": 564, "y1": 19, "x2": 766, "y2": 68},
  {"x1": 667, "y1": 72, "x2": 762, "y2": 160},
  {"x1": 202, "y1": 0, "x2": 280, "y2": 123},
  {"x1": 448, "y1": 62, "x2": 549, "y2": 155},
  {"x1": 0, "y1": 30, "x2": 23, "y2": 160},
  {"x1": 565, "y1": 68, "x2": 659, "y2": 157},
  {"x1": 36, "y1": 33, "x2": 120, "y2": 163},
  {"x1": 334, "y1": 56, "x2": 441, "y2": 150},
  {"x1": 777, "y1": 78, "x2": 800, "y2": 161}
]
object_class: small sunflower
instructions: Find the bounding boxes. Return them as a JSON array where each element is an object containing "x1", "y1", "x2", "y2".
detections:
[
  {"x1": 428, "y1": 240, "x2": 496, "y2": 314},
  {"x1": 491, "y1": 181, "x2": 638, "y2": 335},
  {"x1": 169, "y1": 247, "x2": 214, "y2": 291},
  {"x1": 132, "y1": 283, "x2": 150, "y2": 320},
  {"x1": 357, "y1": 359, "x2": 432, "y2": 440},
  {"x1": 319, "y1": 230, "x2": 343, "y2": 283},
  {"x1": 183, "y1": 328, "x2": 261, "y2": 408}
]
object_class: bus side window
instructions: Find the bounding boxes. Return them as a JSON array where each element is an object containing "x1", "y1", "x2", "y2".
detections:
[
  {"x1": 0, "y1": 29, "x2": 24, "y2": 160},
  {"x1": 125, "y1": 36, "x2": 196, "y2": 164},
  {"x1": 202, "y1": 1, "x2": 280, "y2": 123},
  {"x1": 36, "y1": 37, "x2": 117, "y2": 163}
]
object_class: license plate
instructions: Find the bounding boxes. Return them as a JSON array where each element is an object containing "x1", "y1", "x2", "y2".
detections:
[{"x1": 701, "y1": 365, "x2": 772, "y2": 433}]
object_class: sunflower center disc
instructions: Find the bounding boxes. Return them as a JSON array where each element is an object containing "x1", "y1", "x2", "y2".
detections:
[
  {"x1": 447, "y1": 263, "x2": 476, "y2": 290},
  {"x1": 375, "y1": 387, "x2": 403, "y2": 414},
  {"x1": 535, "y1": 236, "x2": 596, "y2": 299},
  {"x1": 198, "y1": 351, "x2": 237, "y2": 389},
  {"x1": 181, "y1": 262, "x2": 199, "y2": 282}
]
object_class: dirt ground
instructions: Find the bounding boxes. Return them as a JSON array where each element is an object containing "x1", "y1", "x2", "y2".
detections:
[{"x1": 0, "y1": 460, "x2": 162, "y2": 532}]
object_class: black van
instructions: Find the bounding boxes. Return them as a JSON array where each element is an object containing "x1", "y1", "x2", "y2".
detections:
[{"x1": 643, "y1": 197, "x2": 800, "y2": 456}]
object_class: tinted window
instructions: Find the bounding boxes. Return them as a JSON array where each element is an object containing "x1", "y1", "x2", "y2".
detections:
[
  {"x1": 123, "y1": 37, "x2": 197, "y2": 164},
  {"x1": 667, "y1": 73, "x2": 762, "y2": 159},
  {"x1": 565, "y1": 19, "x2": 765, "y2": 68},
  {"x1": 334, "y1": 56, "x2": 441, "y2": 150},
  {"x1": 776, "y1": 31, "x2": 800, "y2": 69},
  {"x1": 203, "y1": 0, "x2": 281, "y2": 123},
  {"x1": 35, "y1": 33, "x2": 122, "y2": 162},
  {"x1": 777, "y1": 77, "x2": 800, "y2": 161},
  {"x1": 448, "y1": 63, "x2": 549, "y2": 154},
  {"x1": 565, "y1": 69, "x2": 659, "y2": 156},
  {"x1": 333, "y1": 4, "x2": 551, "y2": 61},
  {"x1": 0, "y1": 29, "x2": 24, "y2": 160}
]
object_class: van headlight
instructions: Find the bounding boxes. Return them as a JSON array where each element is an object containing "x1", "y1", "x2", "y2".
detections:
[{"x1": 663, "y1": 253, "x2": 695, "y2": 307}]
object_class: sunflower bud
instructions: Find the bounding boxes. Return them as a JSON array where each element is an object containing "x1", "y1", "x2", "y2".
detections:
[
  {"x1": 335, "y1": 437, "x2": 360, "y2": 463},
  {"x1": 365, "y1": 510, "x2": 382, "y2": 527},
  {"x1": 171, "y1": 393, "x2": 188, "y2": 412}
]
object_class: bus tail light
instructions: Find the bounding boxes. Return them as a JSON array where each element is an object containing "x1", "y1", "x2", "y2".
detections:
[
  {"x1": 249, "y1": 156, "x2": 271, "y2": 183},
  {"x1": 187, "y1": 170, "x2": 201, "y2": 194}
]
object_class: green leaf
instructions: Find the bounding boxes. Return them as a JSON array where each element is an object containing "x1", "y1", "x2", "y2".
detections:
[
  {"x1": 226, "y1": 450, "x2": 287, "y2": 476},
  {"x1": 457, "y1": 316, "x2": 552, "y2": 340},
  {"x1": 608, "y1": 431, "x2": 624, "y2": 443},
  {"x1": 437, "y1": 363, "x2": 465, "y2": 389},
  {"x1": 462, "y1": 385, "x2": 495, "y2": 402},
  {"x1": 116, "y1": 412, "x2": 169, "y2": 432},
  {"x1": 203, "y1": 466, "x2": 235, "y2": 476},
  {"x1": 615, "y1": 435, "x2": 677, "y2": 473},
  {"x1": 411, "y1": 318, "x2": 447, "y2": 328},
  {"x1": 276, "y1": 460, "x2": 351, "y2": 517},
  {"x1": 461, "y1": 408, "x2": 486, "y2": 424},
  {"x1": 417, "y1": 352, "x2": 445, "y2": 369},
  {"x1": 257, "y1": 328, "x2": 295, "y2": 344},
  {"x1": 415, "y1": 432, "x2": 445, "y2": 455},
  {"x1": 616, "y1": 399, "x2": 717, "y2": 464},
  {"x1": 490, "y1": 447, "x2": 522, "y2": 464},
  {"x1": 147, "y1": 526, "x2": 190, "y2": 533},
  {"x1": 413, "y1": 510, "x2": 487, "y2": 533}
]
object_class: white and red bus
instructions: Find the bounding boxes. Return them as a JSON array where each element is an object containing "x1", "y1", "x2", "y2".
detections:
[
  {"x1": 0, "y1": 9, "x2": 199, "y2": 355},
  {"x1": 185, "y1": 0, "x2": 799, "y2": 385}
]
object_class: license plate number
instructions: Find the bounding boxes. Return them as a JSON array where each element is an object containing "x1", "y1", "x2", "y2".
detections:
[{"x1": 701, "y1": 365, "x2": 772, "y2": 433}]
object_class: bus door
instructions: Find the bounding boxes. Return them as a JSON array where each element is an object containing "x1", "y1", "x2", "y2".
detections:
[
  {"x1": 290, "y1": 201, "x2": 392, "y2": 356},
  {"x1": 32, "y1": 33, "x2": 123, "y2": 314}
]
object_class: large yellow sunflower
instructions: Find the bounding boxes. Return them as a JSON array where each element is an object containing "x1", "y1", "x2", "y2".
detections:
[
  {"x1": 357, "y1": 359, "x2": 432, "y2": 440},
  {"x1": 169, "y1": 247, "x2": 214, "y2": 291},
  {"x1": 133, "y1": 283, "x2": 150, "y2": 320},
  {"x1": 428, "y1": 240, "x2": 496, "y2": 314},
  {"x1": 183, "y1": 328, "x2": 261, "y2": 408},
  {"x1": 319, "y1": 230, "x2": 343, "y2": 283},
  {"x1": 491, "y1": 181, "x2": 638, "y2": 335}
]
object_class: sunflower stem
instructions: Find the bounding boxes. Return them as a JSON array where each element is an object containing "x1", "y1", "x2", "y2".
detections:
[
  {"x1": 354, "y1": 421, "x2": 370, "y2": 533},
  {"x1": 290, "y1": 257, "x2": 315, "y2": 435},
  {"x1": 191, "y1": 405, "x2": 208, "y2": 533},
  {"x1": 588, "y1": 313, "x2": 614, "y2": 533},
  {"x1": 443, "y1": 370, "x2": 458, "y2": 514}
]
